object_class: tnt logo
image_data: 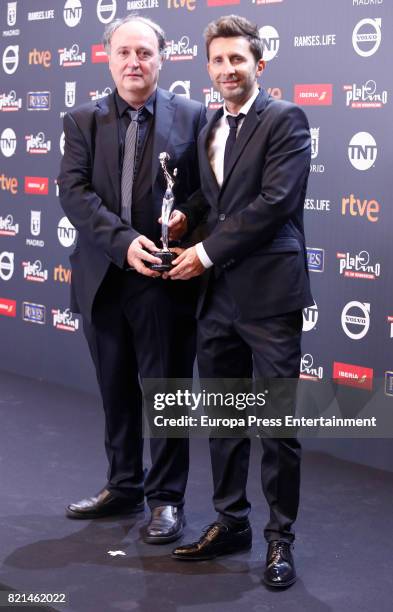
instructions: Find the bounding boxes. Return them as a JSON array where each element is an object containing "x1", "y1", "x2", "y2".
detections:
[
  {"x1": 259, "y1": 26, "x2": 280, "y2": 61},
  {"x1": 302, "y1": 303, "x2": 318, "y2": 331},
  {"x1": 348, "y1": 132, "x2": 377, "y2": 171}
]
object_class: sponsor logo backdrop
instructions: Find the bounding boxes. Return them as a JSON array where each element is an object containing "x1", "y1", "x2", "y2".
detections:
[{"x1": 0, "y1": 0, "x2": 392, "y2": 394}]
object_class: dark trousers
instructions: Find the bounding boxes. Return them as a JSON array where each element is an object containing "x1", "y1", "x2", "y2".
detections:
[
  {"x1": 83, "y1": 265, "x2": 196, "y2": 510},
  {"x1": 197, "y1": 273, "x2": 302, "y2": 543}
]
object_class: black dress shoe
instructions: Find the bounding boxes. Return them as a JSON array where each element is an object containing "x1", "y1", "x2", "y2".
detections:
[
  {"x1": 263, "y1": 541, "x2": 297, "y2": 588},
  {"x1": 65, "y1": 488, "x2": 144, "y2": 519},
  {"x1": 143, "y1": 505, "x2": 185, "y2": 544},
  {"x1": 172, "y1": 521, "x2": 252, "y2": 561}
]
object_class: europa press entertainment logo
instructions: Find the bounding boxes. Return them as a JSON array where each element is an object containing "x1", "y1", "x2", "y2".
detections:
[{"x1": 348, "y1": 132, "x2": 377, "y2": 171}]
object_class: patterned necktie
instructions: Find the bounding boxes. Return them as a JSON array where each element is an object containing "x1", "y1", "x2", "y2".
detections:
[
  {"x1": 121, "y1": 109, "x2": 139, "y2": 224},
  {"x1": 223, "y1": 113, "x2": 244, "y2": 178}
]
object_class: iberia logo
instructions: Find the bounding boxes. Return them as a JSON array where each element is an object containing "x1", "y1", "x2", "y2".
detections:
[
  {"x1": 24, "y1": 177, "x2": 48, "y2": 195},
  {"x1": 333, "y1": 362, "x2": 373, "y2": 391},
  {"x1": 91, "y1": 45, "x2": 108, "y2": 63},
  {"x1": 0, "y1": 297, "x2": 16, "y2": 317},
  {"x1": 294, "y1": 84, "x2": 333, "y2": 106}
]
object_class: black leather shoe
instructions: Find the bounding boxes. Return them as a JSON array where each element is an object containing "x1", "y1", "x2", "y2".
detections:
[
  {"x1": 263, "y1": 541, "x2": 297, "y2": 588},
  {"x1": 172, "y1": 521, "x2": 252, "y2": 561},
  {"x1": 143, "y1": 505, "x2": 185, "y2": 544},
  {"x1": 65, "y1": 488, "x2": 144, "y2": 519}
]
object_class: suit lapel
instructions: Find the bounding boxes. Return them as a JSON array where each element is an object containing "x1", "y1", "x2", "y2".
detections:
[
  {"x1": 152, "y1": 88, "x2": 176, "y2": 185},
  {"x1": 220, "y1": 88, "x2": 270, "y2": 193},
  {"x1": 95, "y1": 92, "x2": 120, "y2": 207},
  {"x1": 200, "y1": 107, "x2": 223, "y2": 199}
]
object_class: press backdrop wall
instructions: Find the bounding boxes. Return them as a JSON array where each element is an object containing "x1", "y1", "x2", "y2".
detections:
[{"x1": 0, "y1": 0, "x2": 392, "y2": 464}]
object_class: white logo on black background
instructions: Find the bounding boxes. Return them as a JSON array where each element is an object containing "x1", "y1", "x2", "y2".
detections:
[
  {"x1": 2, "y1": 46, "x2": 19, "y2": 74},
  {"x1": 26, "y1": 132, "x2": 51, "y2": 154},
  {"x1": 57, "y1": 217, "x2": 77, "y2": 247},
  {"x1": 302, "y1": 303, "x2": 318, "y2": 331},
  {"x1": 31, "y1": 211, "x2": 41, "y2": 236},
  {"x1": 63, "y1": 0, "x2": 82, "y2": 27},
  {"x1": 344, "y1": 80, "x2": 387, "y2": 108},
  {"x1": 7, "y1": 2, "x2": 17, "y2": 26},
  {"x1": 0, "y1": 251, "x2": 14, "y2": 281},
  {"x1": 348, "y1": 132, "x2": 377, "y2": 171},
  {"x1": 97, "y1": 0, "x2": 116, "y2": 24},
  {"x1": 65, "y1": 82, "x2": 76, "y2": 108},
  {"x1": 0, "y1": 128, "x2": 16, "y2": 157},
  {"x1": 259, "y1": 26, "x2": 280, "y2": 61},
  {"x1": 341, "y1": 301, "x2": 370, "y2": 340},
  {"x1": 352, "y1": 18, "x2": 381, "y2": 58},
  {"x1": 0, "y1": 215, "x2": 19, "y2": 236},
  {"x1": 310, "y1": 128, "x2": 319, "y2": 159},
  {"x1": 169, "y1": 81, "x2": 191, "y2": 99},
  {"x1": 59, "y1": 44, "x2": 86, "y2": 67}
]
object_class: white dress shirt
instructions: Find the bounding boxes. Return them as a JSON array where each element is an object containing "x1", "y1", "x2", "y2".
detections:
[{"x1": 195, "y1": 87, "x2": 260, "y2": 269}]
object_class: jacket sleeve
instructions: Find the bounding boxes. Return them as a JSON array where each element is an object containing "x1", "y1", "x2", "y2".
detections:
[
  {"x1": 176, "y1": 104, "x2": 210, "y2": 237},
  {"x1": 202, "y1": 105, "x2": 311, "y2": 266},
  {"x1": 58, "y1": 111, "x2": 139, "y2": 269}
]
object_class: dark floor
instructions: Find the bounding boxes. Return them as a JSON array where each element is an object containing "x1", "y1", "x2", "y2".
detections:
[{"x1": 0, "y1": 370, "x2": 392, "y2": 612}]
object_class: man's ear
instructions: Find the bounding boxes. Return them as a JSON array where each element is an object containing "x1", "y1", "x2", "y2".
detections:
[{"x1": 256, "y1": 59, "x2": 266, "y2": 78}]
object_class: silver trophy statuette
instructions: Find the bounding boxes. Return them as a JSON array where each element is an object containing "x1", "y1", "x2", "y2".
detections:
[{"x1": 150, "y1": 152, "x2": 178, "y2": 271}]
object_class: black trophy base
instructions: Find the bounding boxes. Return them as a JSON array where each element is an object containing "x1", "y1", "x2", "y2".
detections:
[{"x1": 149, "y1": 250, "x2": 175, "y2": 272}]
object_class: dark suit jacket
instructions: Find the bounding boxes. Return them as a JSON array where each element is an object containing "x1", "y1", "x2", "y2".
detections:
[
  {"x1": 186, "y1": 88, "x2": 313, "y2": 319},
  {"x1": 58, "y1": 88, "x2": 206, "y2": 323}
]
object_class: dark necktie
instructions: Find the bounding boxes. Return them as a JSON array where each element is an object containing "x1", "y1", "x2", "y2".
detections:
[
  {"x1": 223, "y1": 113, "x2": 244, "y2": 178},
  {"x1": 121, "y1": 109, "x2": 139, "y2": 224}
]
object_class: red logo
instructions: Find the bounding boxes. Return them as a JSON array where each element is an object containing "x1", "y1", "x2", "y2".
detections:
[
  {"x1": 91, "y1": 45, "x2": 108, "y2": 64},
  {"x1": 207, "y1": 0, "x2": 239, "y2": 4},
  {"x1": 333, "y1": 362, "x2": 373, "y2": 391},
  {"x1": 0, "y1": 297, "x2": 16, "y2": 317},
  {"x1": 24, "y1": 177, "x2": 49, "y2": 195},
  {"x1": 294, "y1": 84, "x2": 333, "y2": 106}
]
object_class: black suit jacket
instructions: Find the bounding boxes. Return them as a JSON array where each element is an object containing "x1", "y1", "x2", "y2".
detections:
[
  {"x1": 186, "y1": 88, "x2": 313, "y2": 319},
  {"x1": 58, "y1": 88, "x2": 206, "y2": 322}
]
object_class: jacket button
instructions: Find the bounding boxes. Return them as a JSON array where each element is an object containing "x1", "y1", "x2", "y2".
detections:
[{"x1": 218, "y1": 213, "x2": 226, "y2": 221}]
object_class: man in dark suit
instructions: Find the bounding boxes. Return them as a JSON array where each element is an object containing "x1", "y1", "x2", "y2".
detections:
[
  {"x1": 58, "y1": 14, "x2": 205, "y2": 543},
  {"x1": 168, "y1": 15, "x2": 312, "y2": 586}
]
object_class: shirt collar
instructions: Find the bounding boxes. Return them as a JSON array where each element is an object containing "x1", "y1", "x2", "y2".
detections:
[
  {"x1": 115, "y1": 88, "x2": 156, "y2": 118},
  {"x1": 223, "y1": 87, "x2": 260, "y2": 119}
]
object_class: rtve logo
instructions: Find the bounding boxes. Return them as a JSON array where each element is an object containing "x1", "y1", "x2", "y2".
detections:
[
  {"x1": 0, "y1": 174, "x2": 18, "y2": 194},
  {"x1": 28, "y1": 49, "x2": 51, "y2": 68},
  {"x1": 54, "y1": 265, "x2": 72, "y2": 283},
  {"x1": 341, "y1": 195, "x2": 380, "y2": 223}
]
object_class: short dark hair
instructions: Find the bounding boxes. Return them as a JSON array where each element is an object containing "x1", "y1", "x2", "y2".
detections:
[
  {"x1": 103, "y1": 14, "x2": 166, "y2": 56},
  {"x1": 204, "y1": 15, "x2": 263, "y2": 63}
]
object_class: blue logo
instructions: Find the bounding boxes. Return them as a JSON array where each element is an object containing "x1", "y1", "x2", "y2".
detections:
[
  {"x1": 385, "y1": 372, "x2": 393, "y2": 397},
  {"x1": 27, "y1": 91, "x2": 51, "y2": 111},
  {"x1": 22, "y1": 301, "x2": 46, "y2": 324},
  {"x1": 307, "y1": 247, "x2": 324, "y2": 272}
]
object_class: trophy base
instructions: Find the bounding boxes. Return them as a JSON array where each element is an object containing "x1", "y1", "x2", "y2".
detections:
[{"x1": 149, "y1": 250, "x2": 175, "y2": 272}]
